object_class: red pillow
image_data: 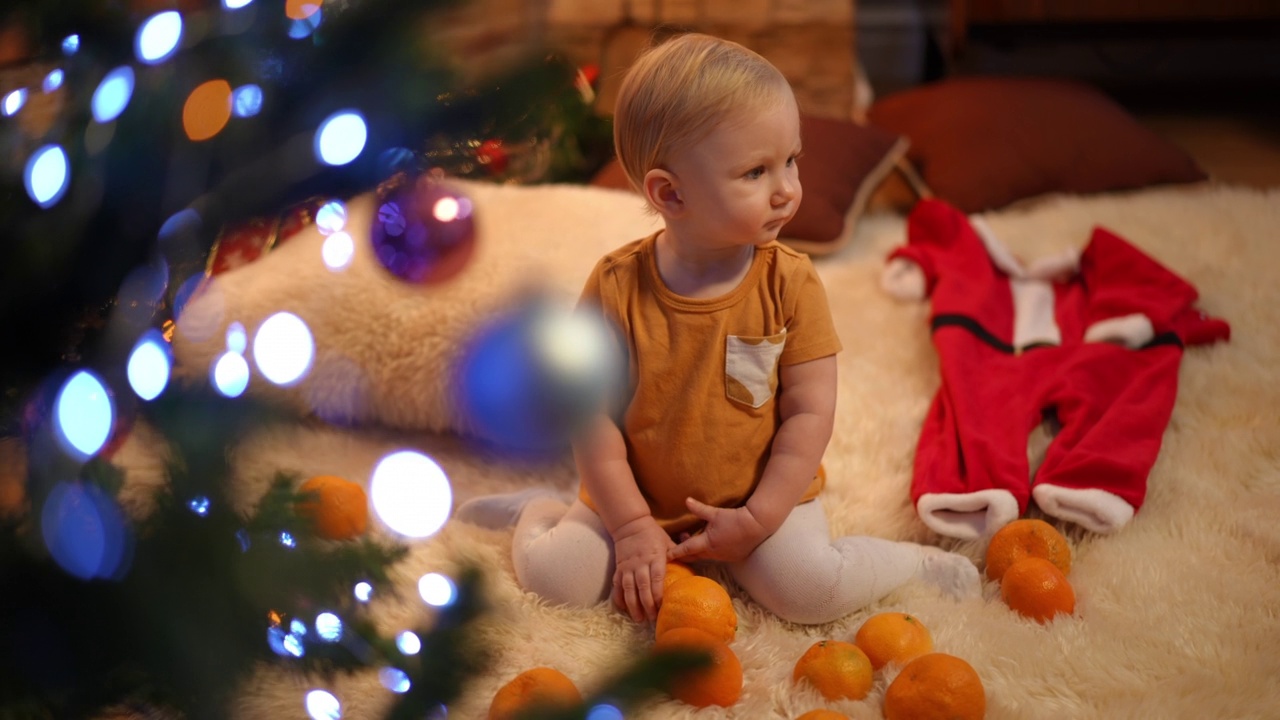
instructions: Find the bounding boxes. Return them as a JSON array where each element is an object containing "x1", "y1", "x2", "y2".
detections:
[
  {"x1": 867, "y1": 76, "x2": 1207, "y2": 213},
  {"x1": 590, "y1": 114, "x2": 908, "y2": 255}
]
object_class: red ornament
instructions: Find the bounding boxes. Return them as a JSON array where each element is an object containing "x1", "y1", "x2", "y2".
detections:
[
  {"x1": 475, "y1": 139, "x2": 508, "y2": 175},
  {"x1": 575, "y1": 65, "x2": 600, "y2": 104}
]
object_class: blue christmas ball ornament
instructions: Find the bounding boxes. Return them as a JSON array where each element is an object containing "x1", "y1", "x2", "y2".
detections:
[{"x1": 455, "y1": 299, "x2": 625, "y2": 456}]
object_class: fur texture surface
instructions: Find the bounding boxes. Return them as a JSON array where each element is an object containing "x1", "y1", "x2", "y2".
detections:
[{"x1": 123, "y1": 180, "x2": 1280, "y2": 719}]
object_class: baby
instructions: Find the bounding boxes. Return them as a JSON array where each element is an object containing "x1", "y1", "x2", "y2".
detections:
[{"x1": 457, "y1": 32, "x2": 978, "y2": 624}]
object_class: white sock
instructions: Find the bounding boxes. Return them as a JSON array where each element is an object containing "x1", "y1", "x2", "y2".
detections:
[
  {"x1": 453, "y1": 488, "x2": 566, "y2": 529},
  {"x1": 916, "y1": 546, "x2": 982, "y2": 601}
]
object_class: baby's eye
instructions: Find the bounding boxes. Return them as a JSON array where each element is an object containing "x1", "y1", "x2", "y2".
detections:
[
  {"x1": 745, "y1": 166, "x2": 765, "y2": 180},
  {"x1": 787, "y1": 152, "x2": 802, "y2": 167}
]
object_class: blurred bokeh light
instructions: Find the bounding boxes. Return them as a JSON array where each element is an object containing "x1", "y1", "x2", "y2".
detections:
[
  {"x1": 252, "y1": 312, "x2": 314, "y2": 386},
  {"x1": 321, "y1": 231, "x2": 354, "y2": 270},
  {"x1": 40, "y1": 482, "x2": 133, "y2": 580},
  {"x1": 232, "y1": 84, "x2": 264, "y2": 117},
  {"x1": 92, "y1": 66, "x2": 135, "y2": 123},
  {"x1": 305, "y1": 689, "x2": 341, "y2": 720},
  {"x1": 315, "y1": 110, "x2": 366, "y2": 166},
  {"x1": 55, "y1": 370, "x2": 114, "y2": 459},
  {"x1": 43, "y1": 69, "x2": 65, "y2": 93},
  {"x1": 127, "y1": 330, "x2": 172, "y2": 401},
  {"x1": 417, "y1": 572, "x2": 456, "y2": 607},
  {"x1": 212, "y1": 351, "x2": 250, "y2": 398},
  {"x1": 24, "y1": 145, "x2": 70, "y2": 208},
  {"x1": 2, "y1": 88, "x2": 26, "y2": 116},
  {"x1": 379, "y1": 667, "x2": 411, "y2": 693},
  {"x1": 136, "y1": 11, "x2": 183, "y2": 65},
  {"x1": 395, "y1": 631, "x2": 421, "y2": 655},
  {"x1": 183, "y1": 79, "x2": 233, "y2": 141},
  {"x1": 369, "y1": 450, "x2": 451, "y2": 539}
]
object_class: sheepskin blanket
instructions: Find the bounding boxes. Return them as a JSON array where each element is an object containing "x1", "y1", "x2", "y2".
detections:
[{"x1": 119, "y1": 180, "x2": 1280, "y2": 719}]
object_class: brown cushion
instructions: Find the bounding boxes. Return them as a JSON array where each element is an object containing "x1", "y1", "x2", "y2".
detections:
[
  {"x1": 866, "y1": 76, "x2": 1208, "y2": 213},
  {"x1": 590, "y1": 114, "x2": 908, "y2": 255}
]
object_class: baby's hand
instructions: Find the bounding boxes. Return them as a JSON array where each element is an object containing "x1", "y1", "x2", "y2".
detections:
[
  {"x1": 668, "y1": 498, "x2": 770, "y2": 564},
  {"x1": 611, "y1": 515, "x2": 675, "y2": 623}
]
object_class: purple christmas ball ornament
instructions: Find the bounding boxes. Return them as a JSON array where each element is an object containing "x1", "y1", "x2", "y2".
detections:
[{"x1": 369, "y1": 177, "x2": 476, "y2": 284}]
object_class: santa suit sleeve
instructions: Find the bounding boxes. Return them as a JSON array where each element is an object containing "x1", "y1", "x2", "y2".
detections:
[
  {"x1": 881, "y1": 200, "x2": 969, "y2": 301},
  {"x1": 1079, "y1": 227, "x2": 1230, "y2": 347}
]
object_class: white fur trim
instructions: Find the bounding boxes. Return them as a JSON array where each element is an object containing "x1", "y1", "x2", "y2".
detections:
[
  {"x1": 1083, "y1": 313, "x2": 1156, "y2": 348},
  {"x1": 1011, "y1": 278, "x2": 1061, "y2": 349},
  {"x1": 882, "y1": 257, "x2": 926, "y2": 300},
  {"x1": 916, "y1": 489, "x2": 1022, "y2": 540},
  {"x1": 1032, "y1": 484, "x2": 1136, "y2": 534},
  {"x1": 970, "y1": 216, "x2": 1024, "y2": 278}
]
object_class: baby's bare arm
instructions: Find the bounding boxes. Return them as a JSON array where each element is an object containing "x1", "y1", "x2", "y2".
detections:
[
  {"x1": 669, "y1": 354, "x2": 837, "y2": 562},
  {"x1": 574, "y1": 414, "x2": 673, "y2": 621},
  {"x1": 746, "y1": 353, "x2": 837, "y2": 532}
]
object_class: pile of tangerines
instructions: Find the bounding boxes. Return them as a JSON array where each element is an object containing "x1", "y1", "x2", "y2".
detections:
[{"x1": 488, "y1": 517, "x2": 1078, "y2": 719}]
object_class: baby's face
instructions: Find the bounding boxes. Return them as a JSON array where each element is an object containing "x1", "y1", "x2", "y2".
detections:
[{"x1": 666, "y1": 93, "x2": 802, "y2": 252}]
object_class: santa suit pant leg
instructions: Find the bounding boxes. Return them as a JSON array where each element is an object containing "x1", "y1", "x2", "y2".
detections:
[
  {"x1": 1030, "y1": 340, "x2": 1184, "y2": 534},
  {"x1": 911, "y1": 331, "x2": 1036, "y2": 540}
]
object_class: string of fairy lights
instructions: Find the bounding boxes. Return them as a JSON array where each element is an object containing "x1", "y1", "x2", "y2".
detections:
[{"x1": 4, "y1": 1, "x2": 627, "y2": 717}]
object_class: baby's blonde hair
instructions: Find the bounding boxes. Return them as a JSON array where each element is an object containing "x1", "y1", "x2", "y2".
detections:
[{"x1": 613, "y1": 33, "x2": 792, "y2": 191}]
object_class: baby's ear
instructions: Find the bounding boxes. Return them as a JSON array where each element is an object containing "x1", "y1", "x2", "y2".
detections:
[{"x1": 642, "y1": 168, "x2": 683, "y2": 217}]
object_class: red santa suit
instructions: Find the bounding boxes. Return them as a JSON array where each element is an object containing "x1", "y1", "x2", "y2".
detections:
[{"x1": 882, "y1": 200, "x2": 1229, "y2": 539}]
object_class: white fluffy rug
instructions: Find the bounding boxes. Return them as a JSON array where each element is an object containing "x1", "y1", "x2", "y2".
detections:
[{"x1": 121, "y1": 180, "x2": 1280, "y2": 719}]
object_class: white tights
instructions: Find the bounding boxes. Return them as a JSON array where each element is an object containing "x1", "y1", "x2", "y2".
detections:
[{"x1": 511, "y1": 497, "x2": 951, "y2": 625}]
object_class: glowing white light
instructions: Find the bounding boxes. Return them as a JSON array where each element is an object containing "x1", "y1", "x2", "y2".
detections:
[
  {"x1": 586, "y1": 704, "x2": 624, "y2": 720},
  {"x1": 379, "y1": 667, "x2": 411, "y2": 694},
  {"x1": 136, "y1": 11, "x2": 183, "y2": 65},
  {"x1": 417, "y1": 573, "x2": 456, "y2": 607},
  {"x1": 314, "y1": 110, "x2": 366, "y2": 166},
  {"x1": 279, "y1": 531, "x2": 296, "y2": 548},
  {"x1": 224, "y1": 0, "x2": 254, "y2": 8},
  {"x1": 2, "y1": 88, "x2": 26, "y2": 116},
  {"x1": 432, "y1": 197, "x2": 460, "y2": 222},
  {"x1": 395, "y1": 631, "x2": 421, "y2": 656},
  {"x1": 62, "y1": 35, "x2": 81, "y2": 55},
  {"x1": 283, "y1": 632, "x2": 305, "y2": 657},
  {"x1": 189, "y1": 496, "x2": 211, "y2": 516},
  {"x1": 55, "y1": 370, "x2": 113, "y2": 459},
  {"x1": 127, "y1": 332, "x2": 171, "y2": 401},
  {"x1": 315, "y1": 612, "x2": 343, "y2": 641},
  {"x1": 232, "y1": 84, "x2": 263, "y2": 117},
  {"x1": 92, "y1": 66, "x2": 135, "y2": 123},
  {"x1": 369, "y1": 451, "x2": 452, "y2": 539},
  {"x1": 321, "y1": 232, "x2": 354, "y2": 270},
  {"x1": 43, "y1": 69, "x2": 65, "y2": 93},
  {"x1": 24, "y1": 145, "x2": 70, "y2": 209},
  {"x1": 315, "y1": 200, "x2": 346, "y2": 234},
  {"x1": 353, "y1": 582, "x2": 373, "y2": 602},
  {"x1": 212, "y1": 351, "x2": 250, "y2": 397},
  {"x1": 290, "y1": 618, "x2": 308, "y2": 636},
  {"x1": 226, "y1": 321, "x2": 247, "y2": 354},
  {"x1": 305, "y1": 690, "x2": 341, "y2": 720},
  {"x1": 252, "y1": 312, "x2": 314, "y2": 386}
]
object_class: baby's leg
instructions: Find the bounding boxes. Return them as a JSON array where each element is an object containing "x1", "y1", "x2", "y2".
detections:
[
  {"x1": 728, "y1": 500, "x2": 979, "y2": 625},
  {"x1": 512, "y1": 498, "x2": 614, "y2": 608}
]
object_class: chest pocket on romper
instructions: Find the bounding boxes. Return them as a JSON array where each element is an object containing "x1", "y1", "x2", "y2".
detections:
[{"x1": 725, "y1": 330, "x2": 787, "y2": 409}]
